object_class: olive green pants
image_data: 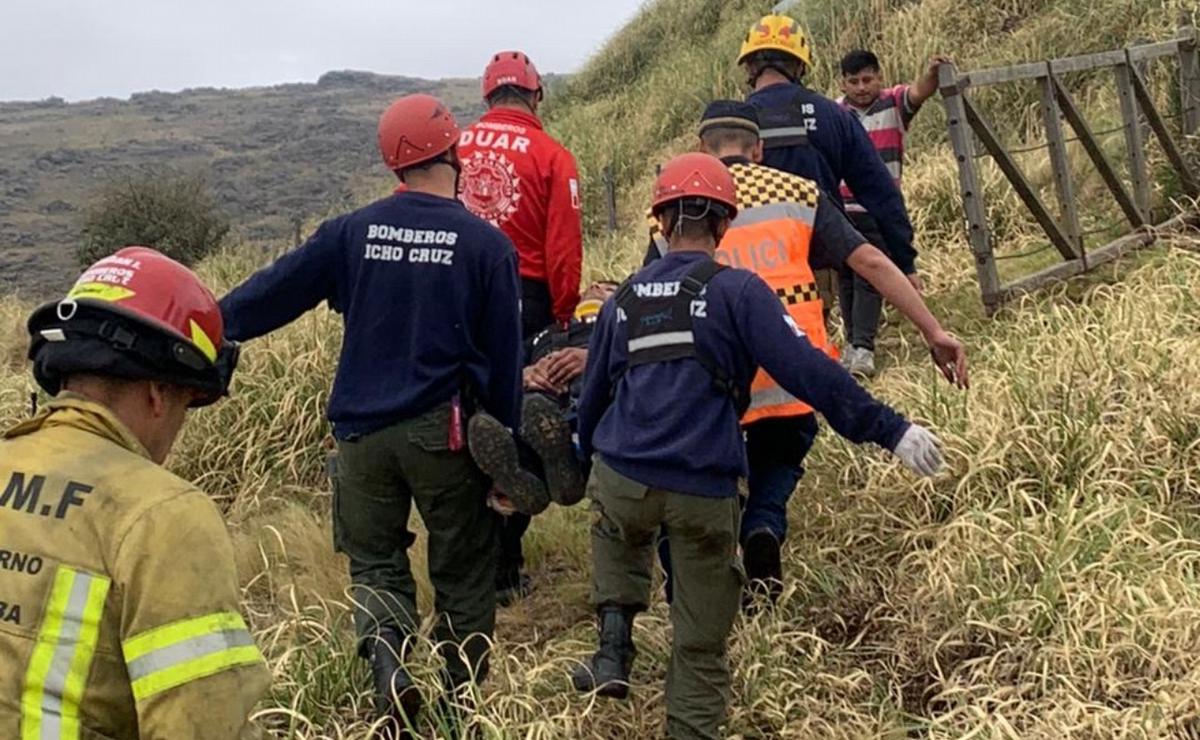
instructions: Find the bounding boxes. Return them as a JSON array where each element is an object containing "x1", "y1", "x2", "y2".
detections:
[
  {"x1": 588, "y1": 459, "x2": 743, "y2": 740},
  {"x1": 333, "y1": 403, "x2": 496, "y2": 686}
]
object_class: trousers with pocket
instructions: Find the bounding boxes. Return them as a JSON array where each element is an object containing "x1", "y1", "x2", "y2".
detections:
[
  {"x1": 588, "y1": 458, "x2": 743, "y2": 740},
  {"x1": 332, "y1": 402, "x2": 497, "y2": 686}
]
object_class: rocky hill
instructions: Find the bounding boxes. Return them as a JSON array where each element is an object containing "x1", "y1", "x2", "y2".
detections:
[{"x1": 0, "y1": 72, "x2": 482, "y2": 298}]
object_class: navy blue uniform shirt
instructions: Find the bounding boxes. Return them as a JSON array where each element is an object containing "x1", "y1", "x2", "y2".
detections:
[
  {"x1": 577, "y1": 251, "x2": 909, "y2": 498},
  {"x1": 748, "y1": 81, "x2": 918, "y2": 273},
  {"x1": 220, "y1": 191, "x2": 523, "y2": 439}
]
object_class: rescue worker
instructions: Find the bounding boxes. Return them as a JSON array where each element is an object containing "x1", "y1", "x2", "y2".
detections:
[
  {"x1": 1, "y1": 247, "x2": 268, "y2": 738},
  {"x1": 458, "y1": 49, "x2": 585, "y2": 605},
  {"x1": 738, "y1": 14, "x2": 922, "y2": 314},
  {"x1": 646, "y1": 102, "x2": 967, "y2": 599},
  {"x1": 218, "y1": 94, "x2": 523, "y2": 729},
  {"x1": 572, "y1": 153, "x2": 944, "y2": 739}
]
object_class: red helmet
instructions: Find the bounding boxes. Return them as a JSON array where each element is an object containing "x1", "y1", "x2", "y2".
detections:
[
  {"x1": 27, "y1": 246, "x2": 237, "y2": 407},
  {"x1": 482, "y1": 50, "x2": 542, "y2": 99},
  {"x1": 378, "y1": 94, "x2": 461, "y2": 171},
  {"x1": 651, "y1": 152, "x2": 739, "y2": 220}
]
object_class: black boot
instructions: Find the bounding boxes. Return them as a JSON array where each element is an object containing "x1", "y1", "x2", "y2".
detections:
[
  {"x1": 743, "y1": 528, "x2": 783, "y2": 606},
  {"x1": 368, "y1": 626, "x2": 422, "y2": 735},
  {"x1": 572, "y1": 605, "x2": 637, "y2": 698},
  {"x1": 468, "y1": 412, "x2": 551, "y2": 515},
  {"x1": 521, "y1": 393, "x2": 585, "y2": 506}
]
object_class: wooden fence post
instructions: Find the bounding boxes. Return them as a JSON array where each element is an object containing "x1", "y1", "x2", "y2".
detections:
[
  {"x1": 1038, "y1": 69, "x2": 1083, "y2": 254},
  {"x1": 939, "y1": 63, "x2": 1001, "y2": 312},
  {"x1": 1180, "y1": 25, "x2": 1200, "y2": 135},
  {"x1": 1115, "y1": 57, "x2": 1151, "y2": 219}
]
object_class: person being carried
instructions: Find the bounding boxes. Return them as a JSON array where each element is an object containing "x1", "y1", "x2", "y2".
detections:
[
  {"x1": 645, "y1": 101, "x2": 966, "y2": 601},
  {"x1": 571, "y1": 153, "x2": 945, "y2": 740},
  {"x1": 2, "y1": 247, "x2": 268, "y2": 739},
  {"x1": 458, "y1": 50, "x2": 585, "y2": 604},
  {"x1": 836, "y1": 49, "x2": 950, "y2": 376},
  {"x1": 220, "y1": 94, "x2": 523, "y2": 731},
  {"x1": 469, "y1": 280, "x2": 619, "y2": 517}
]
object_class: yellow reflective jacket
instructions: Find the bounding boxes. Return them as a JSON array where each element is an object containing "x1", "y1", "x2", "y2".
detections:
[{"x1": 0, "y1": 395, "x2": 269, "y2": 740}]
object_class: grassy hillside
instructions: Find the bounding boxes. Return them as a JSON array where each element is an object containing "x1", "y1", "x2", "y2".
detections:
[
  {"x1": 0, "y1": 73, "x2": 482, "y2": 299},
  {"x1": 2, "y1": 0, "x2": 1200, "y2": 738}
]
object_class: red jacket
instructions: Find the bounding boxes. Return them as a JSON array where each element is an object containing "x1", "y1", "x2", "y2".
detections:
[{"x1": 458, "y1": 107, "x2": 582, "y2": 323}]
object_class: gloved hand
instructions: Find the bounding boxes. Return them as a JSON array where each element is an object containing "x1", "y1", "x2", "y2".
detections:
[{"x1": 892, "y1": 424, "x2": 943, "y2": 477}]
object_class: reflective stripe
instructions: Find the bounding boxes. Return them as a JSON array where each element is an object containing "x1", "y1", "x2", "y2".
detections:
[
  {"x1": 760, "y1": 126, "x2": 809, "y2": 140},
  {"x1": 733, "y1": 201, "x2": 816, "y2": 229},
  {"x1": 747, "y1": 385, "x2": 801, "y2": 412},
  {"x1": 629, "y1": 331, "x2": 694, "y2": 353},
  {"x1": 21, "y1": 566, "x2": 111, "y2": 740},
  {"x1": 122, "y1": 611, "x2": 262, "y2": 701}
]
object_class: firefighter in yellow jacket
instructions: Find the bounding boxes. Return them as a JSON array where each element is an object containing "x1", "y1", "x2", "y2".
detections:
[{"x1": 0, "y1": 247, "x2": 268, "y2": 739}]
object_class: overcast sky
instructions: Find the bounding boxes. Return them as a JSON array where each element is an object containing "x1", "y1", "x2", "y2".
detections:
[{"x1": 2, "y1": 0, "x2": 647, "y2": 102}]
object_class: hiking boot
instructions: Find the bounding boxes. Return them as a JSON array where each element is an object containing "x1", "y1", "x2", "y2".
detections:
[
  {"x1": 367, "y1": 627, "x2": 422, "y2": 736},
  {"x1": 743, "y1": 528, "x2": 783, "y2": 605},
  {"x1": 468, "y1": 412, "x2": 550, "y2": 515},
  {"x1": 495, "y1": 569, "x2": 533, "y2": 607},
  {"x1": 521, "y1": 393, "x2": 585, "y2": 506},
  {"x1": 848, "y1": 347, "x2": 876, "y2": 378},
  {"x1": 572, "y1": 606, "x2": 637, "y2": 698}
]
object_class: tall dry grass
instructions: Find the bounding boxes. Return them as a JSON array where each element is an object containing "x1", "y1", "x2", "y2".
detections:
[{"x1": 1, "y1": 0, "x2": 1199, "y2": 737}]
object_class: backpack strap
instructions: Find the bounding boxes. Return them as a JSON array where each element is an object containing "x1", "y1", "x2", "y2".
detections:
[{"x1": 758, "y1": 90, "x2": 812, "y2": 150}]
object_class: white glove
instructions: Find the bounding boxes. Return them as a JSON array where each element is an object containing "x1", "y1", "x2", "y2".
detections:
[{"x1": 892, "y1": 424, "x2": 943, "y2": 477}]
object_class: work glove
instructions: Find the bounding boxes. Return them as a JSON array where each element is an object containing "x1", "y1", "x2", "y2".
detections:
[{"x1": 892, "y1": 424, "x2": 943, "y2": 477}]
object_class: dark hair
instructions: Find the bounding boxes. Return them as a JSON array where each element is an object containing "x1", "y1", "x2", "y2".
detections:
[
  {"x1": 397, "y1": 147, "x2": 458, "y2": 182},
  {"x1": 656, "y1": 197, "x2": 732, "y2": 243},
  {"x1": 486, "y1": 84, "x2": 540, "y2": 109},
  {"x1": 841, "y1": 50, "x2": 881, "y2": 77},
  {"x1": 700, "y1": 126, "x2": 759, "y2": 154},
  {"x1": 744, "y1": 50, "x2": 806, "y2": 84}
]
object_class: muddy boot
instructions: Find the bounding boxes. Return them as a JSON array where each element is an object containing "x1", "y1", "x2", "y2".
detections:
[
  {"x1": 572, "y1": 605, "x2": 637, "y2": 698},
  {"x1": 742, "y1": 528, "x2": 783, "y2": 606},
  {"x1": 368, "y1": 626, "x2": 422, "y2": 737},
  {"x1": 468, "y1": 412, "x2": 550, "y2": 515},
  {"x1": 521, "y1": 394, "x2": 586, "y2": 506}
]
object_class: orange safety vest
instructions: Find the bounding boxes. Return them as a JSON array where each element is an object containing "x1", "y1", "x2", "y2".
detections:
[{"x1": 650, "y1": 160, "x2": 836, "y2": 424}]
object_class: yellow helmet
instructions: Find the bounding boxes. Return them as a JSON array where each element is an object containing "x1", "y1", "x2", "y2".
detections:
[{"x1": 737, "y1": 14, "x2": 812, "y2": 67}]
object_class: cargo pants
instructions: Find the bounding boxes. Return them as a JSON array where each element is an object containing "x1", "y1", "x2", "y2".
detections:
[
  {"x1": 589, "y1": 459, "x2": 743, "y2": 740},
  {"x1": 332, "y1": 402, "x2": 497, "y2": 686}
]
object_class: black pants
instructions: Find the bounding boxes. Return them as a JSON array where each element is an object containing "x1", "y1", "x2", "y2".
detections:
[
  {"x1": 497, "y1": 278, "x2": 556, "y2": 584},
  {"x1": 837, "y1": 211, "x2": 885, "y2": 352}
]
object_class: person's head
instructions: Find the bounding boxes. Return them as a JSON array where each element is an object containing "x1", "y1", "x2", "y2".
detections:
[
  {"x1": 840, "y1": 49, "x2": 884, "y2": 108},
  {"x1": 582, "y1": 280, "x2": 619, "y2": 302},
  {"x1": 698, "y1": 100, "x2": 762, "y2": 163},
  {"x1": 377, "y1": 94, "x2": 462, "y2": 195},
  {"x1": 651, "y1": 153, "x2": 739, "y2": 254},
  {"x1": 482, "y1": 51, "x2": 543, "y2": 114},
  {"x1": 737, "y1": 14, "x2": 813, "y2": 89},
  {"x1": 27, "y1": 247, "x2": 238, "y2": 463}
]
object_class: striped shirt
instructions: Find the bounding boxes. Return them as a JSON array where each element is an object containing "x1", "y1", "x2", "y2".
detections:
[{"x1": 837, "y1": 84, "x2": 920, "y2": 213}]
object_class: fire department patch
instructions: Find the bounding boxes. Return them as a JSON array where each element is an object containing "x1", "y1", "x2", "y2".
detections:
[{"x1": 461, "y1": 150, "x2": 522, "y2": 226}]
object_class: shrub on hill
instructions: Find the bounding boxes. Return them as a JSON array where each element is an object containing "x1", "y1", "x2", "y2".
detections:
[{"x1": 77, "y1": 170, "x2": 230, "y2": 267}]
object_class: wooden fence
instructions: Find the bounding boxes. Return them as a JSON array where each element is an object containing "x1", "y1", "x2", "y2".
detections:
[{"x1": 939, "y1": 25, "x2": 1200, "y2": 313}]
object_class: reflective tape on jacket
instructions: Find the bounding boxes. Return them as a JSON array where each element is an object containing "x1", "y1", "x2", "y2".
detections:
[
  {"x1": 721, "y1": 162, "x2": 834, "y2": 424},
  {"x1": 121, "y1": 611, "x2": 262, "y2": 702},
  {"x1": 21, "y1": 566, "x2": 111, "y2": 740}
]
